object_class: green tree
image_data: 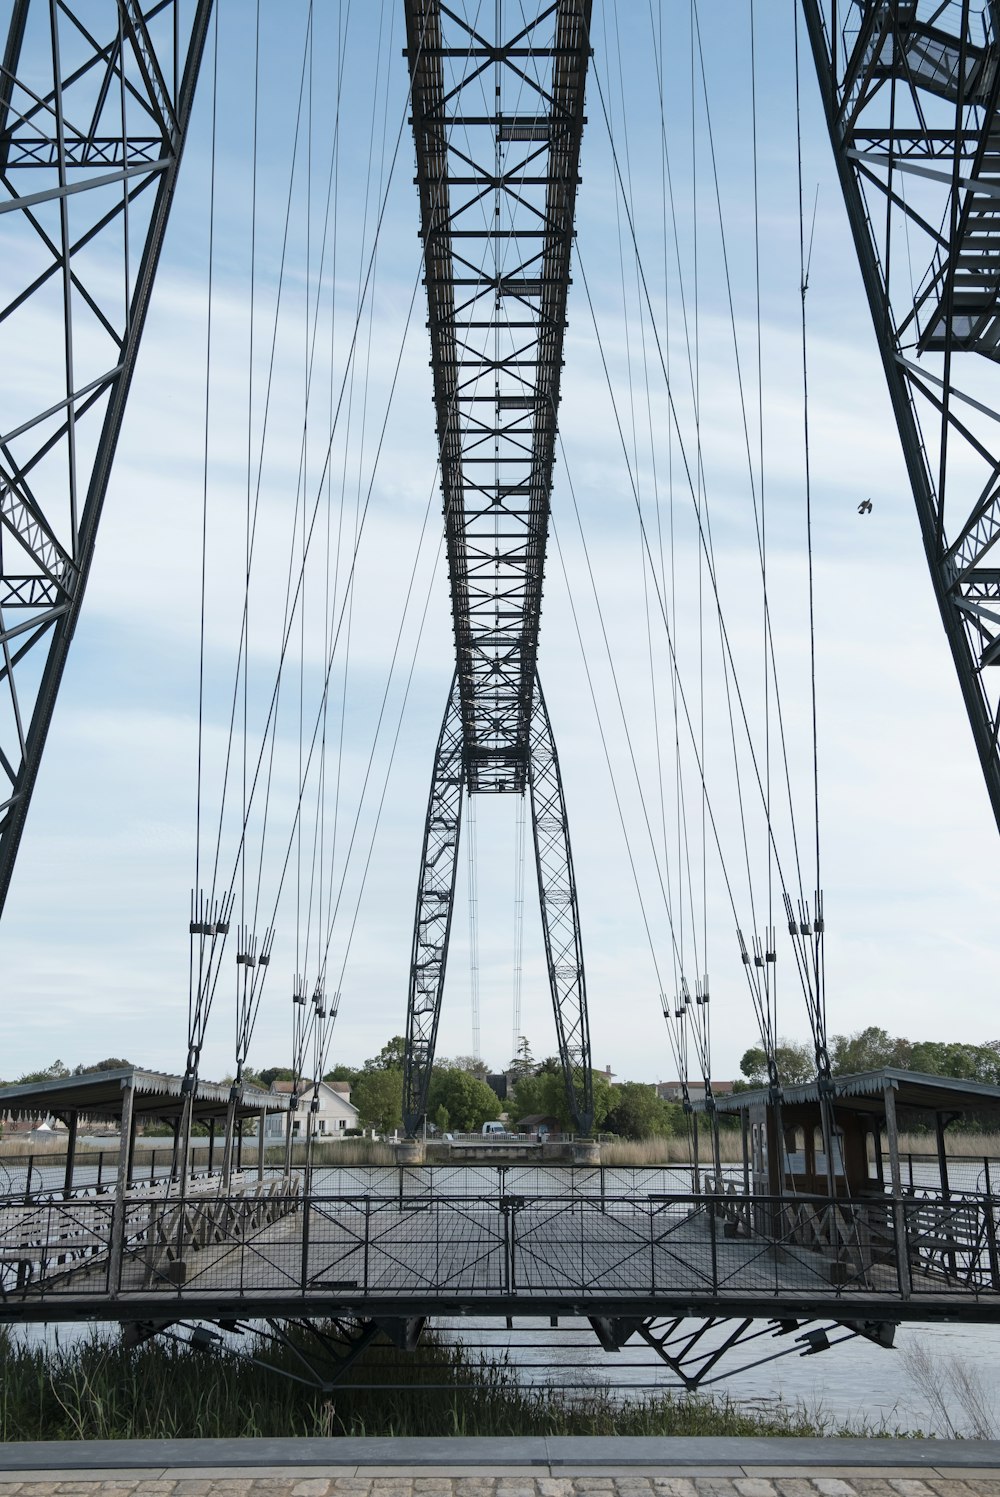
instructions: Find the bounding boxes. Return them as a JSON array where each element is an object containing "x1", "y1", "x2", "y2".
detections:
[
  {"x1": 589, "y1": 1069, "x2": 618, "y2": 1130},
  {"x1": 458, "y1": 1055, "x2": 490, "y2": 1079},
  {"x1": 352, "y1": 1068, "x2": 403, "y2": 1133},
  {"x1": 830, "y1": 1026, "x2": 910, "y2": 1074},
  {"x1": 427, "y1": 1068, "x2": 500, "y2": 1131},
  {"x1": 510, "y1": 1068, "x2": 617, "y2": 1132},
  {"x1": 739, "y1": 1041, "x2": 815, "y2": 1088},
  {"x1": 603, "y1": 1081, "x2": 680, "y2": 1139},
  {"x1": 323, "y1": 1064, "x2": 360, "y2": 1087},
  {"x1": 365, "y1": 1036, "x2": 406, "y2": 1072},
  {"x1": 72, "y1": 1057, "x2": 132, "y2": 1075},
  {"x1": 433, "y1": 1104, "x2": 450, "y2": 1133},
  {"x1": 740, "y1": 1031, "x2": 1000, "y2": 1089},
  {"x1": 257, "y1": 1066, "x2": 295, "y2": 1089},
  {"x1": 508, "y1": 1069, "x2": 559, "y2": 1123},
  {"x1": 738, "y1": 1048, "x2": 769, "y2": 1086},
  {"x1": 507, "y1": 1036, "x2": 536, "y2": 1081},
  {"x1": 437, "y1": 1054, "x2": 490, "y2": 1080},
  {"x1": 17, "y1": 1059, "x2": 70, "y2": 1084},
  {"x1": 910, "y1": 1040, "x2": 1000, "y2": 1084}
]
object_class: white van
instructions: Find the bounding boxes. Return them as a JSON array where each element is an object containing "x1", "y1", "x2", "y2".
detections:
[{"x1": 482, "y1": 1121, "x2": 507, "y2": 1136}]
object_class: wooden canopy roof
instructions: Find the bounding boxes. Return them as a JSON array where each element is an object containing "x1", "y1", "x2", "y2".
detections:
[
  {"x1": 707, "y1": 1068, "x2": 1000, "y2": 1118},
  {"x1": 0, "y1": 1067, "x2": 287, "y2": 1124}
]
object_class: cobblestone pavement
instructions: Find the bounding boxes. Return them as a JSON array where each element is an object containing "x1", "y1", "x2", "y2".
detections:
[{"x1": 1, "y1": 1475, "x2": 999, "y2": 1497}]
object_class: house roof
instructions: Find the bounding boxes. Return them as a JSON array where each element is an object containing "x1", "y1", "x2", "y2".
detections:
[
  {"x1": 660, "y1": 1080, "x2": 734, "y2": 1091},
  {"x1": 0, "y1": 1067, "x2": 286, "y2": 1124},
  {"x1": 706, "y1": 1068, "x2": 1000, "y2": 1117},
  {"x1": 270, "y1": 1079, "x2": 358, "y2": 1113}
]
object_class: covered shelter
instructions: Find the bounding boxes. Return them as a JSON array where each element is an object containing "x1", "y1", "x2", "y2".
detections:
[
  {"x1": 708, "y1": 1068, "x2": 1000, "y2": 1204},
  {"x1": 0, "y1": 1066, "x2": 287, "y2": 1196},
  {"x1": 516, "y1": 1112, "x2": 561, "y2": 1140}
]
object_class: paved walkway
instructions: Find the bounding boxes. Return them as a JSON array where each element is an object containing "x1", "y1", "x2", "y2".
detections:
[
  {"x1": 0, "y1": 1442, "x2": 997, "y2": 1496},
  {"x1": 1, "y1": 1475, "x2": 1000, "y2": 1496},
  {"x1": 0, "y1": 1443, "x2": 994, "y2": 1497}
]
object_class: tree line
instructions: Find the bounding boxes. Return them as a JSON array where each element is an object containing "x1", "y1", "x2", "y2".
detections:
[
  {"x1": 0, "y1": 1058, "x2": 132, "y2": 1087},
  {"x1": 739, "y1": 1027, "x2": 1000, "y2": 1088},
  {"x1": 10, "y1": 1025, "x2": 999, "y2": 1139},
  {"x1": 256, "y1": 1035, "x2": 691, "y2": 1139}
]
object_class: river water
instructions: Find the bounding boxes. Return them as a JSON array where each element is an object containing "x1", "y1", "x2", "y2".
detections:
[{"x1": 3, "y1": 1158, "x2": 998, "y2": 1436}]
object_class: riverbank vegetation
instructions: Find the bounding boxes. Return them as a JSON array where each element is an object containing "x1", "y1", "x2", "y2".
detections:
[
  {"x1": 598, "y1": 1132, "x2": 1000, "y2": 1166},
  {"x1": 0, "y1": 1323, "x2": 898, "y2": 1442},
  {"x1": 7, "y1": 1025, "x2": 1000, "y2": 1154},
  {"x1": 0, "y1": 1136, "x2": 398, "y2": 1166},
  {"x1": 599, "y1": 1134, "x2": 744, "y2": 1165},
  {"x1": 740, "y1": 1027, "x2": 1000, "y2": 1097},
  {"x1": 4, "y1": 1130, "x2": 1000, "y2": 1169}
]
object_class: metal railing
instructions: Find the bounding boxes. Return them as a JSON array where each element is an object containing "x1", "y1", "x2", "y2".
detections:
[
  {"x1": 5, "y1": 1159, "x2": 707, "y2": 1208},
  {"x1": 2, "y1": 1183, "x2": 998, "y2": 1312},
  {"x1": 443, "y1": 1131, "x2": 536, "y2": 1144},
  {"x1": 878, "y1": 1150, "x2": 1000, "y2": 1196},
  {"x1": 0, "y1": 1144, "x2": 264, "y2": 1201}
]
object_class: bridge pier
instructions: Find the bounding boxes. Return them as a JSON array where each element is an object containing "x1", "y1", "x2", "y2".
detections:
[
  {"x1": 396, "y1": 1138, "x2": 426, "y2": 1165},
  {"x1": 540, "y1": 1137, "x2": 600, "y2": 1165}
]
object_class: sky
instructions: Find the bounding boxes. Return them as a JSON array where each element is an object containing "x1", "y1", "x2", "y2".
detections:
[{"x1": 1, "y1": 0, "x2": 997, "y2": 1090}]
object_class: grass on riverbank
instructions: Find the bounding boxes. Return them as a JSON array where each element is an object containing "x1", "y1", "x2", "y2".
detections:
[
  {"x1": 0, "y1": 1324, "x2": 889, "y2": 1441},
  {"x1": 258, "y1": 1137, "x2": 398, "y2": 1168},
  {"x1": 599, "y1": 1132, "x2": 1000, "y2": 1167},
  {"x1": 600, "y1": 1135, "x2": 743, "y2": 1166},
  {"x1": 0, "y1": 1136, "x2": 398, "y2": 1166},
  {"x1": 5, "y1": 1131, "x2": 999, "y2": 1170},
  {"x1": 896, "y1": 1130, "x2": 1000, "y2": 1158}
]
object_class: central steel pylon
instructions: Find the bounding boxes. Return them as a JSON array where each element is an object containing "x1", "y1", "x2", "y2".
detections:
[
  {"x1": 403, "y1": 670, "x2": 593, "y2": 1136},
  {"x1": 400, "y1": 0, "x2": 594, "y2": 1136}
]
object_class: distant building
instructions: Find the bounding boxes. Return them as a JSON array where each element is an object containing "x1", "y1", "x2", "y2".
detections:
[
  {"x1": 656, "y1": 1080, "x2": 735, "y2": 1104},
  {"x1": 516, "y1": 1112, "x2": 561, "y2": 1139},
  {"x1": 0, "y1": 1116, "x2": 67, "y2": 1140},
  {"x1": 486, "y1": 1073, "x2": 508, "y2": 1102},
  {"x1": 264, "y1": 1079, "x2": 359, "y2": 1140}
]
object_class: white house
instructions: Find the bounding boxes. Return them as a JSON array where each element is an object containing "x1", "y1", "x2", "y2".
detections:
[
  {"x1": 263, "y1": 1079, "x2": 359, "y2": 1140},
  {"x1": 656, "y1": 1080, "x2": 735, "y2": 1103}
]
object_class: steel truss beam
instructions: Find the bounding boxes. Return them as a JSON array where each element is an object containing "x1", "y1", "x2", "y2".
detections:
[
  {"x1": 527, "y1": 674, "x2": 593, "y2": 1132},
  {"x1": 0, "y1": 0, "x2": 214, "y2": 917},
  {"x1": 403, "y1": 0, "x2": 591, "y2": 795},
  {"x1": 402, "y1": 1, "x2": 594, "y2": 1132},
  {"x1": 801, "y1": 0, "x2": 1000, "y2": 831},
  {"x1": 404, "y1": 672, "x2": 465, "y2": 1138},
  {"x1": 403, "y1": 671, "x2": 593, "y2": 1136}
]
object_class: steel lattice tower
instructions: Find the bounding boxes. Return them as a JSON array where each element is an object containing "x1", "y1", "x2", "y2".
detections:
[
  {"x1": 402, "y1": 0, "x2": 594, "y2": 1136},
  {"x1": 0, "y1": 0, "x2": 213, "y2": 917},
  {"x1": 802, "y1": 0, "x2": 1000, "y2": 832}
]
